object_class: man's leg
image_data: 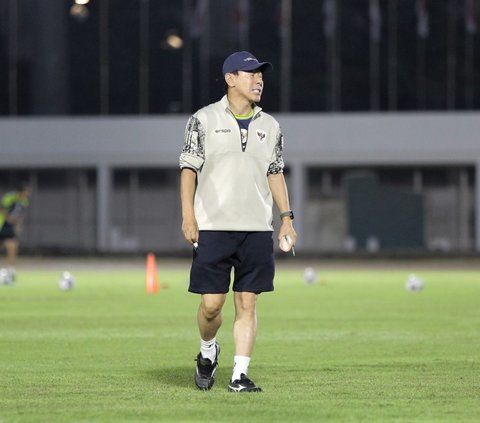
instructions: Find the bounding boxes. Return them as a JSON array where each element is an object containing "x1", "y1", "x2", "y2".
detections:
[
  {"x1": 5, "y1": 239, "x2": 18, "y2": 268},
  {"x1": 233, "y1": 291, "x2": 257, "y2": 357},
  {"x1": 194, "y1": 293, "x2": 226, "y2": 390},
  {"x1": 228, "y1": 291, "x2": 262, "y2": 392},
  {"x1": 4, "y1": 238, "x2": 18, "y2": 280},
  {"x1": 198, "y1": 293, "x2": 226, "y2": 341}
]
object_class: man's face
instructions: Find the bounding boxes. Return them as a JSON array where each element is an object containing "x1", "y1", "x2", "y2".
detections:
[
  {"x1": 18, "y1": 188, "x2": 31, "y2": 200},
  {"x1": 230, "y1": 70, "x2": 264, "y2": 103}
]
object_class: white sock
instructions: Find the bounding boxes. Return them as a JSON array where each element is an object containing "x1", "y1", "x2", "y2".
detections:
[
  {"x1": 200, "y1": 337, "x2": 217, "y2": 363},
  {"x1": 231, "y1": 355, "x2": 251, "y2": 382}
]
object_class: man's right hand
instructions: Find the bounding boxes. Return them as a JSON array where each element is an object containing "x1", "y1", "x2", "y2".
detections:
[{"x1": 182, "y1": 216, "x2": 199, "y2": 245}]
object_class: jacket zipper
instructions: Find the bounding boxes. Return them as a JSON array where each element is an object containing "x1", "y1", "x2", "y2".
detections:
[{"x1": 228, "y1": 109, "x2": 259, "y2": 153}]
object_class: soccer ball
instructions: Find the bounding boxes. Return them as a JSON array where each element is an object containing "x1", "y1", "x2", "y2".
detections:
[
  {"x1": 303, "y1": 267, "x2": 317, "y2": 284},
  {"x1": 405, "y1": 274, "x2": 424, "y2": 292},
  {"x1": 0, "y1": 268, "x2": 14, "y2": 285},
  {"x1": 58, "y1": 271, "x2": 75, "y2": 291}
]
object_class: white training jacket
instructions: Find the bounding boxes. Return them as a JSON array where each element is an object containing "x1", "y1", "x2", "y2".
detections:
[{"x1": 179, "y1": 95, "x2": 285, "y2": 232}]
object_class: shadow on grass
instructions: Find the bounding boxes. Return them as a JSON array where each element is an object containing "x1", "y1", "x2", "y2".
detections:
[{"x1": 145, "y1": 366, "x2": 194, "y2": 388}]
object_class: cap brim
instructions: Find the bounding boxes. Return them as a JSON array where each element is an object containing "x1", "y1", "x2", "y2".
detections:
[{"x1": 239, "y1": 61, "x2": 273, "y2": 73}]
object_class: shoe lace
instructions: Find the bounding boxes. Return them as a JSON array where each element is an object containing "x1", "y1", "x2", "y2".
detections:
[{"x1": 195, "y1": 355, "x2": 217, "y2": 375}]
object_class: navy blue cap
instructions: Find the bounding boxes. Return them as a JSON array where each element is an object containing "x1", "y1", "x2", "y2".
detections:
[{"x1": 222, "y1": 51, "x2": 273, "y2": 76}]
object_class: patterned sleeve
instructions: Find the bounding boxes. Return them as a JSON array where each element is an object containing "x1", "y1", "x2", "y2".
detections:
[
  {"x1": 179, "y1": 115, "x2": 205, "y2": 171},
  {"x1": 267, "y1": 127, "x2": 285, "y2": 175}
]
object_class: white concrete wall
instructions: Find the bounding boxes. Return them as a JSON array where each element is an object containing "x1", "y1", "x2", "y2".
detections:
[{"x1": 2, "y1": 112, "x2": 480, "y2": 166}]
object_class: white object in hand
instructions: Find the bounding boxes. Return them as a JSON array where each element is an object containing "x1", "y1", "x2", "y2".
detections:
[{"x1": 279, "y1": 235, "x2": 293, "y2": 252}]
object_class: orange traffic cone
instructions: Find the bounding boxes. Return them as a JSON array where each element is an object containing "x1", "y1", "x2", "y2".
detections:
[{"x1": 145, "y1": 252, "x2": 159, "y2": 294}]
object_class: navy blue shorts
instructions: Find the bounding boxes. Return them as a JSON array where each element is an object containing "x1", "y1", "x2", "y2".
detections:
[
  {"x1": 189, "y1": 231, "x2": 275, "y2": 294},
  {"x1": 0, "y1": 224, "x2": 15, "y2": 240}
]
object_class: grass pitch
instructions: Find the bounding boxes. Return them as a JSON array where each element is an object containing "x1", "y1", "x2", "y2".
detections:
[{"x1": 1, "y1": 259, "x2": 479, "y2": 422}]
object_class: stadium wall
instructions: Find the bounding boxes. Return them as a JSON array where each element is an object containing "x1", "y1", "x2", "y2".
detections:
[{"x1": 1, "y1": 112, "x2": 479, "y2": 254}]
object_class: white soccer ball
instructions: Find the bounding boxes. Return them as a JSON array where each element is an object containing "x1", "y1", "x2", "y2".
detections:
[
  {"x1": 405, "y1": 274, "x2": 424, "y2": 292},
  {"x1": 0, "y1": 268, "x2": 13, "y2": 285},
  {"x1": 303, "y1": 267, "x2": 317, "y2": 284},
  {"x1": 58, "y1": 271, "x2": 75, "y2": 291},
  {"x1": 366, "y1": 236, "x2": 380, "y2": 253}
]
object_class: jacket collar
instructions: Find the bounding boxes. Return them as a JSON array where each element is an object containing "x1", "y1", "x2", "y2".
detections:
[{"x1": 220, "y1": 95, "x2": 262, "y2": 117}]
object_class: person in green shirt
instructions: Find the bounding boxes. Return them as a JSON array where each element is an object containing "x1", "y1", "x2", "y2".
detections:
[{"x1": 0, "y1": 184, "x2": 31, "y2": 281}]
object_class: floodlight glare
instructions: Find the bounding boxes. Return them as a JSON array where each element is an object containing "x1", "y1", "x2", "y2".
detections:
[
  {"x1": 70, "y1": 4, "x2": 89, "y2": 22},
  {"x1": 166, "y1": 34, "x2": 183, "y2": 49}
]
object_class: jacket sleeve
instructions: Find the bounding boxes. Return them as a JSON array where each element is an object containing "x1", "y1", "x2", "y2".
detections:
[
  {"x1": 267, "y1": 124, "x2": 285, "y2": 175},
  {"x1": 179, "y1": 115, "x2": 205, "y2": 172}
]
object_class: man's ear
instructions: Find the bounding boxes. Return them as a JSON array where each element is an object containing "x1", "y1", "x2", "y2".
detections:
[{"x1": 225, "y1": 73, "x2": 236, "y2": 88}]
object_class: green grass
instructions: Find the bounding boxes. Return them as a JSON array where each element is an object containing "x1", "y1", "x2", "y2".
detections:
[{"x1": 1, "y1": 262, "x2": 480, "y2": 422}]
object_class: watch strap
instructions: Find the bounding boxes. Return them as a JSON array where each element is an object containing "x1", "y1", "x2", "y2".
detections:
[{"x1": 279, "y1": 210, "x2": 294, "y2": 220}]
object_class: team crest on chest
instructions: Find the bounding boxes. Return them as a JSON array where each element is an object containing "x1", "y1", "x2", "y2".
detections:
[{"x1": 256, "y1": 129, "x2": 267, "y2": 143}]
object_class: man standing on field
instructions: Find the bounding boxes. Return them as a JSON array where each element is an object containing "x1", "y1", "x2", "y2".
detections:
[
  {"x1": 179, "y1": 51, "x2": 297, "y2": 392},
  {"x1": 0, "y1": 184, "x2": 31, "y2": 282}
]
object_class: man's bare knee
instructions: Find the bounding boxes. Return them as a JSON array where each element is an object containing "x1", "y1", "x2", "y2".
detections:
[
  {"x1": 201, "y1": 303, "x2": 222, "y2": 320},
  {"x1": 234, "y1": 292, "x2": 257, "y2": 315},
  {"x1": 200, "y1": 294, "x2": 226, "y2": 321}
]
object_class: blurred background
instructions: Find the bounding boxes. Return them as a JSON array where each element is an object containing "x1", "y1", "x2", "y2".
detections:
[{"x1": 0, "y1": 0, "x2": 479, "y2": 256}]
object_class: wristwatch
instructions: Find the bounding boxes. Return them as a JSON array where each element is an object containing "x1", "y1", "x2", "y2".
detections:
[{"x1": 279, "y1": 210, "x2": 294, "y2": 220}]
